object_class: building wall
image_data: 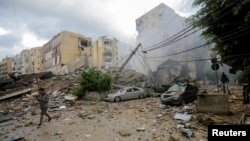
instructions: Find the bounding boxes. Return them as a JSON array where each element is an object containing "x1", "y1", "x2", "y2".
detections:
[
  {"x1": 12, "y1": 54, "x2": 22, "y2": 72},
  {"x1": 0, "y1": 57, "x2": 12, "y2": 80},
  {"x1": 20, "y1": 50, "x2": 27, "y2": 74},
  {"x1": 14, "y1": 47, "x2": 42, "y2": 74},
  {"x1": 32, "y1": 47, "x2": 42, "y2": 73},
  {"x1": 92, "y1": 37, "x2": 118, "y2": 69},
  {"x1": 41, "y1": 31, "x2": 92, "y2": 74},
  {"x1": 135, "y1": 3, "x2": 197, "y2": 80}
]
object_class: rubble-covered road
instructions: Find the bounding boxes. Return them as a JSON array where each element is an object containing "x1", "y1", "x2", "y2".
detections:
[{"x1": 0, "y1": 82, "x2": 249, "y2": 141}]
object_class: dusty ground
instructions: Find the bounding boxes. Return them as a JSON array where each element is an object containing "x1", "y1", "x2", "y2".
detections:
[{"x1": 0, "y1": 81, "x2": 249, "y2": 141}]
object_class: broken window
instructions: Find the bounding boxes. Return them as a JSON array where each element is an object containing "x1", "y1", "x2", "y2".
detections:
[
  {"x1": 79, "y1": 38, "x2": 91, "y2": 48},
  {"x1": 104, "y1": 40, "x2": 112, "y2": 46},
  {"x1": 104, "y1": 51, "x2": 112, "y2": 56}
]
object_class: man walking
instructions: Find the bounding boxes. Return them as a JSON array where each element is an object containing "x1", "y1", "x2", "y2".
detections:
[
  {"x1": 220, "y1": 72, "x2": 230, "y2": 94},
  {"x1": 36, "y1": 87, "x2": 52, "y2": 128}
]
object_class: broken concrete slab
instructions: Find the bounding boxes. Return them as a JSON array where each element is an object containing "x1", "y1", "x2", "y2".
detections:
[
  {"x1": 0, "y1": 115, "x2": 13, "y2": 123},
  {"x1": 119, "y1": 129, "x2": 131, "y2": 136},
  {"x1": 0, "y1": 88, "x2": 32, "y2": 101},
  {"x1": 174, "y1": 113, "x2": 192, "y2": 121},
  {"x1": 64, "y1": 95, "x2": 77, "y2": 101}
]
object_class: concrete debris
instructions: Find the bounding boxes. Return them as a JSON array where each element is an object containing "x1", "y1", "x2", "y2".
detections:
[
  {"x1": 64, "y1": 95, "x2": 77, "y2": 101},
  {"x1": 180, "y1": 128, "x2": 193, "y2": 138},
  {"x1": 136, "y1": 127, "x2": 146, "y2": 131},
  {"x1": 169, "y1": 133, "x2": 180, "y2": 141},
  {"x1": 182, "y1": 105, "x2": 196, "y2": 114},
  {"x1": 0, "y1": 74, "x2": 249, "y2": 141},
  {"x1": 119, "y1": 129, "x2": 131, "y2": 136},
  {"x1": 174, "y1": 113, "x2": 192, "y2": 121}
]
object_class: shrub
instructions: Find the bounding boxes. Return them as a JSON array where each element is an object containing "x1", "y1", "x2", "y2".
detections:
[{"x1": 73, "y1": 68, "x2": 112, "y2": 99}]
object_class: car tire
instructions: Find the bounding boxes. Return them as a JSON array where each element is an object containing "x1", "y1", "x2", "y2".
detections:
[
  {"x1": 181, "y1": 99, "x2": 186, "y2": 105},
  {"x1": 139, "y1": 94, "x2": 144, "y2": 99},
  {"x1": 114, "y1": 96, "x2": 121, "y2": 102}
]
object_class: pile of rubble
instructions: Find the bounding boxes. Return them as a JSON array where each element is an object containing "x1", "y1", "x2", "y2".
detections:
[{"x1": 0, "y1": 77, "x2": 249, "y2": 141}]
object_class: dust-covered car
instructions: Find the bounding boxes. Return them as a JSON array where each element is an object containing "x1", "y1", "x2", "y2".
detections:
[
  {"x1": 104, "y1": 86, "x2": 147, "y2": 102},
  {"x1": 161, "y1": 82, "x2": 199, "y2": 105}
]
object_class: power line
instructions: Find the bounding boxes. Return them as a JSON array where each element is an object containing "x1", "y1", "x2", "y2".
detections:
[
  {"x1": 141, "y1": 0, "x2": 238, "y2": 52},
  {"x1": 142, "y1": 0, "x2": 198, "y2": 50},
  {"x1": 146, "y1": 24, "x2": 250, "y2": 58},
  {"x1": 147, "y1": 52, "x2": 250, "y2": 63},
  {"x1": 147, "y1": 43, "x2": 210, "y2": 58},
  {"x1": 143, "y1": 27, "x2": 201, "y2": 52},
  {"x1": 12, "y1": 0, "x2": 21, "y2": 37},
  {"x1": 111, "y1": 54, "x2": 130, "y2": 68},
  {"x1": 131, "y1": 56, "x2": 139, "y2": 72}
]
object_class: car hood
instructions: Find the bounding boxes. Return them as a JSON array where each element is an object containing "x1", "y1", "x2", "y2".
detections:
[
  {"x1": 107, "y1": 92, "x2": 122, "y2": 97},
  {"x1": 163, "y1": 90, "x2": 182, "y2": 96}
]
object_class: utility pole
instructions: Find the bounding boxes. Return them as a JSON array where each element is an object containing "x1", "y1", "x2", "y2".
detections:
[
  {"x1": 118, "y1": 43, "x2": 141, "y2": 72},
  {"x1": 114, "y1": 43, "x2": 141, "y2": 83}
]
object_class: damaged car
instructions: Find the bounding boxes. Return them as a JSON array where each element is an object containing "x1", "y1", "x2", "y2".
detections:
[
  {"x1": 161, "y1": 82, "x2": 199, "y2": 106},
  {"x1": 104, "y1": 86, "x2": 147, "y2": 102}
]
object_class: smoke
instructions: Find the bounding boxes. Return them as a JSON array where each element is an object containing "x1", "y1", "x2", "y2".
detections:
[{"x1": 134, "y1": 3, "x2": 213, "y2": 84}]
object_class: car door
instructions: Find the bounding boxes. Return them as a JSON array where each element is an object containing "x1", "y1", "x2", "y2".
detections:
[
  {"x1": 132, "y1": 87, "x2": 141, "y2": 99},
  {"x1": 124, "y1": 88, "x2": 133, "y2": 100},
  {"x1": 185, "y1": 85, "x2": 197, "y2": 102}
]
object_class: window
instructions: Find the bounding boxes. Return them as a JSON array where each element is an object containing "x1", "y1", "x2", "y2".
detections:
[
  {"x1": 127, "y1": 88, "x2": 132, "y2": 92},
  {"x1": 133, "y1": 88, "x2": 140, "y2": 91},
  {"x1": 79, "y1": 39, "x2": 89, "y2": 47}
]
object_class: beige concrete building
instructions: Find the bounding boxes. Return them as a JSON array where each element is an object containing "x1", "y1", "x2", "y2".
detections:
[
  {"x1": 20, "y1": 49, "x2": 29, "y2": 74},
  {"x1": 12, "y1": 47, "x2": 41, "y2": 74},
  {"x1": 0, "y1": 57, "x2": 12, "y2": 80},
  {"x1": 41, "y1": 31, "x2": 92, "y2": 74},
  {"x1": 12, "y1": 54, "x2": 22, "y2": 73},
  {"x1": 92, "y1": 36, "x2": 118, "y2": 69},
  {"x1": 29, "y1": 47, "x2": 42, "y2": 73}
]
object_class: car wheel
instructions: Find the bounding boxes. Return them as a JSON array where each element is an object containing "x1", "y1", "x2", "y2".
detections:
[
  {"x1": 181, "y1": 99, "x2": 186, "y2": 105},
  {"x1": 139, "y1": 94, "x2": 144, "y2": 99},
  {"x1": 114, "y1": 96, "x2": 121, "y2": 102}
]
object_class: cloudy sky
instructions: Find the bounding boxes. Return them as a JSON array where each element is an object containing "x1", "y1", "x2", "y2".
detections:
[{"x1": 0, "y1": 0, "x2": 198, "y2": 60}]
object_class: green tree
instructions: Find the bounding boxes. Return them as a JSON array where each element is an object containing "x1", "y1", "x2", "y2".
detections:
[
  {"x1": 187, "y1": 0, "x2": 250, "y2": 80},
  {"x1": 73, "y1": 68, "x2": 112, "y2": 99}
]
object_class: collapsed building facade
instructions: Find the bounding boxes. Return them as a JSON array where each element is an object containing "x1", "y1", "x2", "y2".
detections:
[
  {"x1": 135, "y1": 3, "x2": 211, "y2": 84},
  {"x1": 1, "y1": 31, "x2": 119, "y2": 77}
]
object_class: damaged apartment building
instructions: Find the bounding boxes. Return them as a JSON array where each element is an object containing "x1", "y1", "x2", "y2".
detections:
[
  {"x1": 135, "y1": 3, "x2": 210, "y2": 83},
  {"x1": 0, "y1": 30, "x2": 147, "y2": 85},
  {"x1": 11, "y1": 47, "x2": 42, "y2": 74},
  {"x1": 5, "y1": 31, "x2": 119, "y2": 77},
  {"x1": 0, "y1": 57, "x2": 12, "y2": 80},
  {"x1": 40, "y1": 31, "x2": 118, "y2": 74}
]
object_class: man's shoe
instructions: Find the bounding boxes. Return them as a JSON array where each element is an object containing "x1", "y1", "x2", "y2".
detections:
[
  {"x1": 48, "y1": 117, "x2": 52, "y2": 122},
  {"x1": 37, "y1": 123, "x2": 42, "y2": 128}
]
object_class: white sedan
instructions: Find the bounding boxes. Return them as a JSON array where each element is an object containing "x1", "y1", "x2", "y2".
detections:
[{"x1": 104, "y1": 86, "x2": 147, "y2": 102}]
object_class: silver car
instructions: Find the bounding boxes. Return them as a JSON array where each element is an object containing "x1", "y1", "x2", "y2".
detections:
[{"x1": 105, "y1": 86, "x2": 147, "y2": 102}]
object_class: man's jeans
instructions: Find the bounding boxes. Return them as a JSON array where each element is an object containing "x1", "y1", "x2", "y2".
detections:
[{"x1": 222, "y1": 82, "x2": 230, "y2": 94}]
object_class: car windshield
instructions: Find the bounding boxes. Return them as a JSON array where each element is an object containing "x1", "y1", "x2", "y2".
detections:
[
  {"x1": 167, "y1": 84, "x2": 186, "y2": 92},
  {"x1": 119, "y1": 88, "x2": 127, "y2": 93}
]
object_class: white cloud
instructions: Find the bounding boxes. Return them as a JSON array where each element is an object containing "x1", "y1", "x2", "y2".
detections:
[
  {"x1": 21, "y1": 31, "x2": 47, "y2": 48},
  {"x1": 0, "y1": 0, "x2": 198, "y2": 60},
  {"x1": 0, "y1": 27, "x2": 9, "y2": 36}
]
